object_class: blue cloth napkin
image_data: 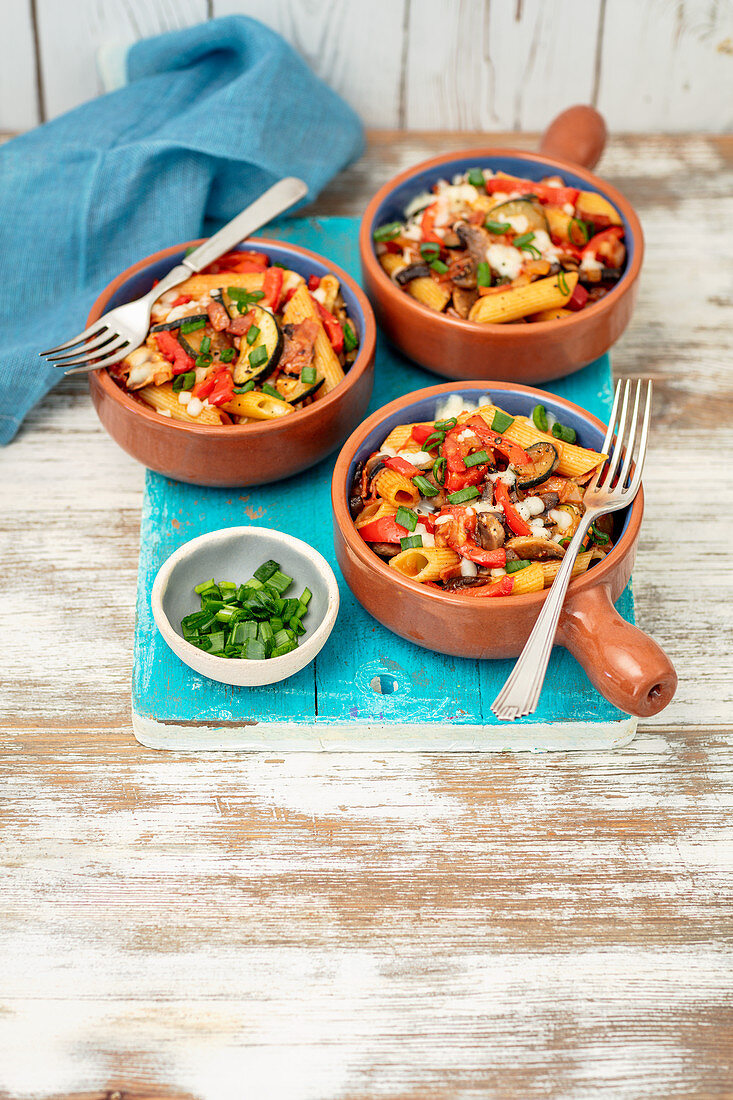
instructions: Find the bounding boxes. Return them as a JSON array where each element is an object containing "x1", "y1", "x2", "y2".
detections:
[{"x1": 0, "y1": 16, "x2": 364, "y2": 444}]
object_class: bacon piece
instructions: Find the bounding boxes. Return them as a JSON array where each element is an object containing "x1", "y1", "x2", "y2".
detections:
[
  {"x1": 279, "y1": 319, "x2": 319, "y2": 376},
  {"x1": 226, "y1": 311, "x2": 257, "y2": 336}
]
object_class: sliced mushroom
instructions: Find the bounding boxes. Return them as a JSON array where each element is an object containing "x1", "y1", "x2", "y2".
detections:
[
  {"x1": 452, "y1": 286, "x2": 479, "y2": 318},
  {"x1": 475, "y1": 512, "x2": 505, "y2": 551},
  {"x1": 505, "y1": 536, "x2": 566, "y2": 560},
  {"x1": 537, "y1": 490, "x2": 560, "y2": 513},
  {"x1": 444, "y1": 576, "x2": 492, "y2": 592},
  {"x1": 448, "y1": 255, "x2": 477, "y2": 289},
  {"x1": 455, "y1": 221, "x2": 492, "y2": 268},
  {"x1": 371, "y1": 542, "x2": 401, "y2": 560},
  {"x1": 395, "y1": 263, "x2": 432, "y2": 285},
  {"x1": 442, "y1": 228, "x2": 462, "y2": 248},
  {"x1": 349, "y1": 461, "x2": 365, "y2": 518}
]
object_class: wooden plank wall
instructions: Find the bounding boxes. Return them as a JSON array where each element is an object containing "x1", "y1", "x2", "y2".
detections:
[{"x1": 5, "y1": 0, "x2": 732, "y2": 133}]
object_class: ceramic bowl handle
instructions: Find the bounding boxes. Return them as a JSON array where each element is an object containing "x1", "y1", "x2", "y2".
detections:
[
  {"x1": 539, "y1": 106, "x2": 607, "y2": 170},
  {"x1": 558, "y1": 583, "x2": 677, "y2": 717}
]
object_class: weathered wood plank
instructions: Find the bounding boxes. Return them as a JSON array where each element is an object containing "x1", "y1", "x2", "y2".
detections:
[
  {"x1": 34, "y1": 0, "x2": 208, "y2": 120},
  {"x1": 0, "y1": 0, "x2": 41, "y2": 130}
]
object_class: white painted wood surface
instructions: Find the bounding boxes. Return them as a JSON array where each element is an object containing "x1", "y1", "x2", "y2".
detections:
[
  {"x1": 3, "y1": 0, "x2": 732, "y2": 132},
  {"x1": 1, "y1": 132, "x2": 733, "y2": 1098}
]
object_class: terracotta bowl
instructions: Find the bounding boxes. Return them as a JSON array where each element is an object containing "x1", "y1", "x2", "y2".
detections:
[
  {"x1": 359, "y1": 107, "x2": 644, "y2": 384},
  {"x1": 88, "y1": 238, "x2": 376, "y2": 487},
  {"x1": 332, "y1": 380, "x2": 676, "y2": 719}
]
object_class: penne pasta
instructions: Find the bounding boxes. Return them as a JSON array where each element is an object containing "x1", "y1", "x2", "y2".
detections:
[
  {"x1": 222, "y1": 391, "x2": 294, "y2": 420},
  {"x1": 283, "y1": 285, "x2": 345, "y2": 394},
  {"x1": 354, "y1": 500, "x2": 397, "y2": 529},
  {"x1": 163, "y1": 271, "x2": 264, "y2": 301},
  {"x1": 509, "y1": 562, "x2": 545, "y2": 595},
  {"x1": 407, "y1": 277, "x2": 451, "y2": 313},
  {"x1": 502, "y1": 416, "x2": 606, "y2": 477},
  {"x1": 138, "y1": 382, "x2": 221, "y2": 425},
  {"x1": 540, "y1": 548, "x2": 606, "y2": 587},
  {"x1": 468, "y1": 273, "x2": 578, "y2": 325},
  {"x1": 379, "y1": 253, "x2": 406, "y2": 279},
  {"x1": 373, "y1": 468, "x2": 420, "y2": 508},
  {"x1": 389, "y1": 547, "x2": 461, "y2": 583},
  {"x1": 381, "y1": 423, "x2": 429, "y2": 452}
]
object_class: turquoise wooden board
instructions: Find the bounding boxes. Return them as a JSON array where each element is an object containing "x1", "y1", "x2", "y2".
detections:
[{"x1": 132, "y1": 216, "x2": 636, "y2": 752}]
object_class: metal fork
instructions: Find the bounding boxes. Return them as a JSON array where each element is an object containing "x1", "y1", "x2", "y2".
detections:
[
  {"x1": 491, "y1": 378, "x2": 652, "y2": 721},
  {"x1": 39, "y1": 176, "x2": 308, "y2": 374}
]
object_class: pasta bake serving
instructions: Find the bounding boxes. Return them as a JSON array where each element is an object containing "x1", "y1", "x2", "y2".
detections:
[
  {"x1": 373, "y1": 168, "x2": 626, "y2": 324},
  {"x1": 349, "y1": 398, "x2": 613, "y2": 598},
  {"x1": 109, "y1": 250, "x2": 360, "y2": 425}
]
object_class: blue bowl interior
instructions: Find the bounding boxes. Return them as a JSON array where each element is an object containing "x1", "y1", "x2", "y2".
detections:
[
  {"x1": 106, "y1": 242, "x2": 367, "y2": 344},
  {"x1": 347, "y1": 386, "x2": 631, "y2": 541},
  {"x1": 370, "y1": 153, "x2": 635, "y2": 294}
]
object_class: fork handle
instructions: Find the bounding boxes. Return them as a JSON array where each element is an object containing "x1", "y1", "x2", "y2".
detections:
[
  {"x1": 492, "y1": 511, "x2": 595, "y2": 717},
  {"x1": 180, "y1": 177, "x2": 308, "y2": 274}
]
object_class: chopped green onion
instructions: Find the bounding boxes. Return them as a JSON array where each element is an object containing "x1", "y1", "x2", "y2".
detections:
[
  {"x1": 521, "y1": 244, "x2": 542, "y2": 258},
  {"x1": 195, "y1": 354, "x2": 212, "y2": 369},
  {"x1": 558, "y1": 271, "x2": 570, "y2": 296},
  {"x1": 262, "y1": 383, "x2": 286, "y2": 400},
  {"x1": 413, "y1": 474, "x2": 438, "y2": 497},
  {"x1": 476, "y1": 261, "x2": 492, "y2": 288},
  {"x1": 395, "y1": 506, "x2": 418, "y2": 532},
  {"x1": 254, "y1": 560, "x2": 279, "y2": 583},
  {"x1": 343, "y1": 321, "x2": 358, "y2": 351},
  {"x1": 373, "y1": 222, "x2": 402, "y2": 242},
  {"x1": 241, "y1": 638, "x2": 267, "y2": 660},
  {"x1": 207, "y1": 631, "x2": 226, "y2": 654},
  {"x1": 552, "y1": 422, "x2": 577, "y2": 444},
  {"x1": 447, "y1": 486, "x2": 480, "y2": 504},
  {"x1": 180, "y1": 317, "x2": 206, "y2": 334},
  {"x1": 569, "y1": 217, "x2": 590, "y2": 245},
  {"x1": 505, "y1": 559, "x2": 532, "y2": 574},
  {"x1": 194, "y1": 579, "x2": 219, "y2": 596},
  {"x1": 532, "y1": 404, "x2": 549, "y2": 433},
  {"x1": 491, "y1": 409, "x2": 515, "y2": 433},
  {"x1": 434, "y1": 417, "x2": 457, "y2": 431},
  {"x1": 464, "y1": 449, "x2": 489, "y2": 468},
  {"x1": 467, "y1": 168, "x2": 485, "y2": 189},
  {"x1": 513, "y1": 232, "x2": 535, "y2": 248},
  {"x1": 184, "y1": 246, "x2": 197, "y2": 256},
  {"x1": 301, "y1": 365, "x2": 317, "y2": 384},
  {"x1": 299, "y1": 587, "x2": 312, "y2": 606},
  {"x1": 219, "y1": 347, "x2": 236, "y2": 363},
  {"x1": 420, "y1": 242, "x2": 441, "y2": 262},
  {"x1": 423, "y1": 430, "x2": 445, "y2": 450},
  {"x1": 430, "y1": 259, "x2": 449, "y2": 274},
  {"x1": 400, "y1": 535, "x2": 423, "y2": 551},
  {"x1": 249, "y1": 345, "x2": 268, "y2": 368},
  {"x1": 591, "y1": 524, "x2": 610, "y2": 545},
  {"x1": 267, "y1": 570, "x2": 292, "y2": 594},
  {"x1": 234, "y1": 380, "x2": 255, "y2": 394},
  {"x1": 172, "y1": 371, "x2": 196, "y2": 392},
  {"x1": 433, "y1": 456, "x2": 447, "y2": 485},
  {"x1": 246, "y1": 325, "x2": 261, "y2": 346},
  {"x1": 200, "y1": 335, "x2": 211, "y2": 353},
  {"x1": 271, "y1": 641, "x2": 297, "y2": 657},
  {"x1": 485, "y1": 219, "x2": 512, "y2": 234}
]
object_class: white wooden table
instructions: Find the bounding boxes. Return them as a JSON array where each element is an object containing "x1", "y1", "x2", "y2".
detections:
[{"x1": 2, "y1": 132, "x2": 732, "y2": 1099}]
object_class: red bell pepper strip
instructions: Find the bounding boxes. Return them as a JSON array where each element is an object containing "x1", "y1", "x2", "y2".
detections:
[
  {"x1": 208, "y1": 368, "x2": 235, "y2": 407},
  {"x1": 314, "y1": 299, "x2": 344, "y2": 353},
  {"x1": 307, "y1": 274, "x2": 321, "y2": 290},
  {"x1": 459, "y1": 574, "x2": 515, "y2": 598},
  {"x1": 465, "y1": 417, "x2": 529, "y2": 466},
  {"x1": 566, "y1": 282, "x2": 589, "y2": 312},
  {"x1": 411, "y1": 424, "x2": 436, "y2": 446},
  {"x1": 207, "y1": 250, "x2": 269, "y2": 274},
  {"x1": 582, "y1": 226, "x2": 624, "y2": 264},
  {"x1": 262, "y1": 266, "x2": 284, "y2": 311},
  {"x1": 357, "y1": 516, "x2": 409, "y2": 543},
  {"x1": 460, "y1": 545, "x2": 507, "y2": 569},
  {"x1": 494, "y1": 478, "x2": 532, "y2": 536},
  {"x1": 154, "y1": 330, "x2": 195, "y2": 375},
  {"x1": 445, "y1": 467, "x2": 484, "y2": 494},
  {"x1": 420, "y1": 202, "x2": 443, "y2": 245},
  {"x1": 171, "y1": 293, "x2": 192, "y2": 308},
  {"x1": 192, "y1": 374, "x2": 216, "y2": 400},
  {"x1": 383, "y1": 455, "x2": 420, "y2": 478},
  {"x1": 484, "y1": 177, "x2": 579, "y2": 206}
]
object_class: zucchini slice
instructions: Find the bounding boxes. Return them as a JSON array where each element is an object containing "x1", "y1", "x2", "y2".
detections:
[
  {"x1": 515, "y1": 441, "x2": 559, "y2": 489},
  {"x1": 232, "y1": 306, "x2": 283, "y2": 385},
  {"x1": 490, "y1": 197, "x2": 549, "y2": 234},
  {"x1": 150, "y1": 314, "x2": 207, "y2": 334},
  {"x1": 289, "y1": 378, "x2": 325, "y2": 405}
]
